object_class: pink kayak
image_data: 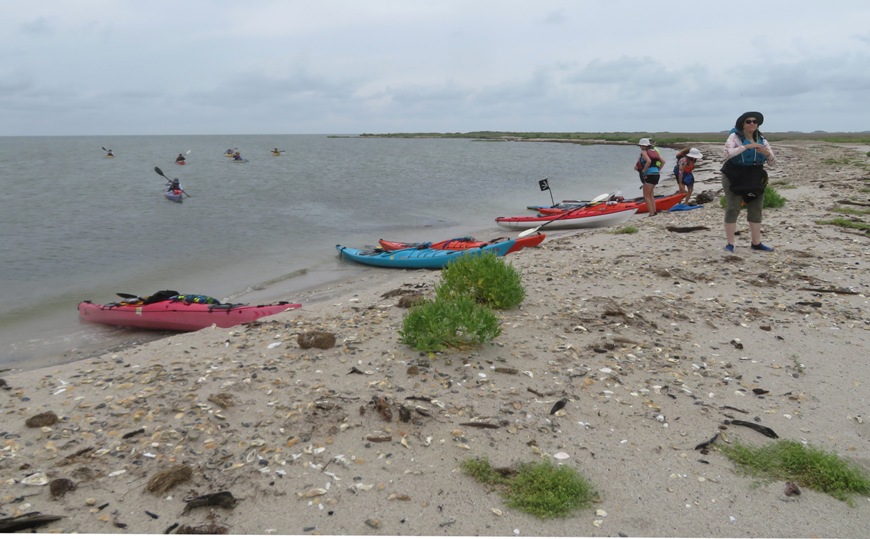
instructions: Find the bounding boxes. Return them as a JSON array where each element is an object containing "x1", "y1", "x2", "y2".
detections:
[{"x1": 79, "y1": 294, "x2": 301, "y2": 331}]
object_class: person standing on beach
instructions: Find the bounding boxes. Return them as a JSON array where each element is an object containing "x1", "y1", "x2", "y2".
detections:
[
  {"x1": 674, "y1": 147, "x2": 703, "y2": 205},
  {"x1": 721, "y1": 111, "x2": 776, "y2": 252},
  {"x1": 633, "y1": 138, "x2": 665, "y2": 216}
]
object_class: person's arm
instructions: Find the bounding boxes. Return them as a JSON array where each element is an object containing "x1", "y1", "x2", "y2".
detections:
[
  {"x1": 761, "y1": 139, "x2": 776, "y2": 166},
  {"x1": 724, "y1": 132, "x2": 745, "y2": 160},
  {"x1": 676, "y1": 158, "x2": 685, "y2": 191}
]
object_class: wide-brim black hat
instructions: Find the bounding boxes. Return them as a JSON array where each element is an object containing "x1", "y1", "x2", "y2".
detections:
[{"x1": 736, "y1": 111, "x2": 764, "y2": 128}]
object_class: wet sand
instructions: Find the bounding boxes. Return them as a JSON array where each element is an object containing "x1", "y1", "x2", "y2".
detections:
[{"x1": 1, "y1": 140, "x2": 868, "y2": 536}]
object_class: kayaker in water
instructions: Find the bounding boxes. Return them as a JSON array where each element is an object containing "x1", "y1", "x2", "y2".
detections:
[
  {"x1": 175, "y1": 153, "x2": 186, "y2": 164},
  {"x1": 233, "y1": 151, "x2": 244, "y2": 161},
  {"x1": 634, "y1": 138, "x2": 665, "y2": 216},
  {"x1": 673, "y1": 147, "x2": 703, "y2": 205},
  {"x1": 168, "y1": 178, "x2": 182, "y2": 192},
  {"x1": 272, "y1": 148, "x2": 282, "y2": 155},
  {"x1": 106, "y1": 149, "x2": 114, "y2": 157}
]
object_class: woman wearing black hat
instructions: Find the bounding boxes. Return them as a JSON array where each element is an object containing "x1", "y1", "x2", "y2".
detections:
[{"x1": 720, "y1": 111, "x2": 776, "y2": 252}]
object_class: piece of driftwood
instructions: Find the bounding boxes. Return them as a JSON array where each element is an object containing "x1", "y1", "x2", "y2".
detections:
[
  {"x1": 182, "y1": 491, "x2": 239, "y2": 515},
  {"x1": 694, "y1": 432, "x2": 720, "y2": 451},
  {"x1": 799, "y1": 287, "x2": 859, "y2": 295},
  {"x1": 0, "y1": 512, "x2": 64, "y2": 533},
  {"x1": 666, "y1": 225, "x2": 710, "y2": 233},
  {"x1": 836, "y1": 199, "x2": 870, "y2": 207},
  {"x1": 726, "y1": 419, "x2": 779, "y2": 439}
]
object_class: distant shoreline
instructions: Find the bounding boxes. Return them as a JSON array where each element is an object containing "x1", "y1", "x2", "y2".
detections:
[{"x1": 359, "y1": 130, "x2": 870, "y2": 145}]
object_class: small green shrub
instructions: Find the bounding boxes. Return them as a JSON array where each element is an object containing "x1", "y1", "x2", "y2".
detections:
[
  {"x1": 399, "y1": 296, "x2": 501, "y2": 352},
  {"x1": 764, "y1": 187, "x2": 787, "y2": 208},
  {"x1": 720, "y1": 440, "x2": 870, "y2": 502},
  {"x1": 718, "y1": 186, "x2": 786, "y2": 209},
  {"x1": 613, "y1": 225, "x2": 638, "y2": 234},
  {"x1": 461, "y1": 457, "x2": 597, "y2": 519},
  {"x1": 435, "y1": 252, "x2": 525, "y2": 310}
]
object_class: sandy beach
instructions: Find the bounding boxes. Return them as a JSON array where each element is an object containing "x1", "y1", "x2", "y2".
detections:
[{"x1": 1, "y1": 140, "x2": 868, "y2": 537}]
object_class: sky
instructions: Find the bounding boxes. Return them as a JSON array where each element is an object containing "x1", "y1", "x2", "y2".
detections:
[{"x1": 2, "y1": 0, "x2": 869, "y2": 136}]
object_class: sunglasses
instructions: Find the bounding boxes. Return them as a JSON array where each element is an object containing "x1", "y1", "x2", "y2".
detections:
[{"x1": 744, "y1": 119, "x2": 758, "y2": 124}]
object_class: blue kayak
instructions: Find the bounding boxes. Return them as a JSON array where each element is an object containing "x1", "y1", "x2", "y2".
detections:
[{"x1": 336, "y1": 240, "x2": 515, "y2": 269}]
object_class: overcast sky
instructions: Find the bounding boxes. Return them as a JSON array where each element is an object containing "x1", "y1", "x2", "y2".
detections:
[{"x1": 3, "y1": 0, "x2": 869, "y2": 136}]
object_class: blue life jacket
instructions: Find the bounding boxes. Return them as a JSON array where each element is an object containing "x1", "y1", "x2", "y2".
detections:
[{"x1": 728, "y1": 128, "x2": 768, "y2": 166}]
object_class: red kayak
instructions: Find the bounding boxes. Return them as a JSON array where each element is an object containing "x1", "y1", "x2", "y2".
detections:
[
  {"x1": 378, "y1": 233, "x2": 545, "y2": 254},
  {"x1": 79, "y1": 292, "x2": 301, "y2": 331},
  {"x1": 535, "y1": 192, "x2": 683, "y2": 216},
  {"x1": 538, "y1": 193, "x2": 685, "y2": 215}
]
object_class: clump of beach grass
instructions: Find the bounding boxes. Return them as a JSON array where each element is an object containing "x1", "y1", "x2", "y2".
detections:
[
  {"x1": 613, "y1": 225, "x2": 639, "y2": 234},
  {"x1": 719, "y1": 440, "x2": 870, "y2": 503},
  {"x1": 461, "y1": 457, "x2": 597, "y2": 519}
]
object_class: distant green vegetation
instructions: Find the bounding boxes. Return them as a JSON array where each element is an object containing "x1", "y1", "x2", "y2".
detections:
[
  {"x1": 359, "y1": 131, "x2": 870, "y2": 145},
  {"x1": 821, "y1": 156, "x2": 869, "y2": 169},
  {"x1": 720, "y1": 440, "x2": 870, "y2": 503}
]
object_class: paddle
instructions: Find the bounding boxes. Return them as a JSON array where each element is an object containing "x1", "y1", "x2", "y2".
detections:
[
  {"x1": 518, "y1": 192, "x2": 610, "y2": 238},
  {"x1": 154, "y1": 166, "x2": 191, "y2": 197}
]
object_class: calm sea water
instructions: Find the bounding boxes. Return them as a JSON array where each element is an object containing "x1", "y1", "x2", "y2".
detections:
[{"x1": 0, "y1": 135, "x2": 664, "y2": 369}]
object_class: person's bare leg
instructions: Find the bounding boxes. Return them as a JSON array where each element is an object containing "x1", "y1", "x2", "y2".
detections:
[
  {"x1": 749, "y1": 221, "x2": 762, "y2": 245},
  {"x1": 725, "y1": 222, "x2": 736, "y2": 246},
  {"x1": 643, "y1": 183, "x2": 656, "y2": 216}
]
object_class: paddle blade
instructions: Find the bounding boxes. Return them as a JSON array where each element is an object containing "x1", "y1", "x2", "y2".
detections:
[
  {"x1": 185, "y1": 149, "x2": 191, "y2": 154},
  {"x1": 518, "y1": 227, "x2": 541, "y2": 238},
  {"x1": 154, "y1": 166, "x2": 167, "y2": 178},
  {"x1": 589, "y1": 192, "x2": 610, "y2": 204}
]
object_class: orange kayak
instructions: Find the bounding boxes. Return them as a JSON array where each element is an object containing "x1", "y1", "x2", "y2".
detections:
[{"x1": 378, "y1": 233, "x2": 545, "y2": 254}]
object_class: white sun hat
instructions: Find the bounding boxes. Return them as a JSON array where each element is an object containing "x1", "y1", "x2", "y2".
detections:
[
  {"x1": 687, "y1": 148, "x2": 703, "y2": 159},
  {"x1": 637, "y1": 138, "x2": 652, "y2": 146}
]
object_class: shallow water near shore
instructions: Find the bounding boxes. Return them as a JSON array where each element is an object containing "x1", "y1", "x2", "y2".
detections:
[{"x1": 0, "y1": 135, "x2": 670, "y2": 369}]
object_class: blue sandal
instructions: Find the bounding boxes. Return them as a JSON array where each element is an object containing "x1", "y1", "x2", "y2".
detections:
[
  {"x1": 724, "y1": 244, "x2": 734, "y2": 253},
  {"x1": 751, "y1": 243, "x2": 774, "y2": 252}
]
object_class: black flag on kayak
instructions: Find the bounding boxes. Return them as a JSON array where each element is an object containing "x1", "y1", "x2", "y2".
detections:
[{"x1": 538, "y1": 178, "x2": 550, "y2": 191}]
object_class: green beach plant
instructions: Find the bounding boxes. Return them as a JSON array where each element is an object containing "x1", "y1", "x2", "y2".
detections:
[
  {"x1": 435, "y1": 252, "x2": 525, "y2": 310},
  {"x1": 461, "y1": 457, "x2": 598, "y2": 519},
  {"x1": 816, "y1": 217, "x2": 870, "y2": 235},
  {"x1": 719, "y1": 186, "x2": 786, "y2": 209},
  {"x1": 720, "y1": 440, "x2": 870, "y2": 503},
  {"x1": 399, "y1": 295, "x2": 501, "y2": 352},
  {"x1": 613, "y1": 225, "x2": 639, "y2": 234}
]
